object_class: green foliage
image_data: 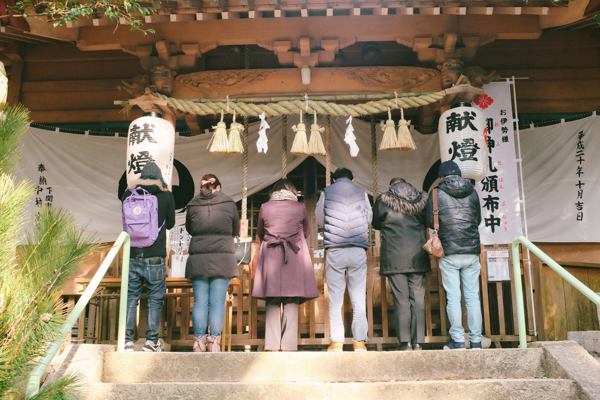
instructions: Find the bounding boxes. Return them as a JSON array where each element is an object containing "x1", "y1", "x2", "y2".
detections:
[
  {"x1": 0, "y1": 104, "x2": 100, "y2": 399},
  {"x1": 0, "y1": 105, "x2": 29, "y2": 176},
  {"x1": 9, "y1": 0, "x2": 156, "y2": 35},
  {"x1": 28, "y1": 375, "x2": 80, "y2": 400}
]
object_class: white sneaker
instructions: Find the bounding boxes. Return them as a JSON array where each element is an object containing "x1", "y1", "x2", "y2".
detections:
[
  {"x1": 142, "y1": 340, "x2": 164, "y2": 352},
  {"x1": 124, "y1": 341, "x2": 134, "y2": 352}
]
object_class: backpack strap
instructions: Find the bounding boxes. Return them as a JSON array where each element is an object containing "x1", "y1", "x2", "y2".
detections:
[{"x1": 433, "y1": 188, "x2": 439, "y2": 231}]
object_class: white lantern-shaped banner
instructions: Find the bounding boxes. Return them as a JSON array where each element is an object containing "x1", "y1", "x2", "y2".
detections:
[
  {"x1": 439, "y1": 103, "x2": 488, "y2": 181},
  {"x1": 126, "y1": 113, "x2": 175, "y2": 189}
]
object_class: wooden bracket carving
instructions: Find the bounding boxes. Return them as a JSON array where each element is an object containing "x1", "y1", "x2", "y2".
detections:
[
  {"x1": 121, "y1": 40, "x2": 217, "y2": 72},
  {"x1": 397, "y1": 33, "x2": 496, "y2": 64}
]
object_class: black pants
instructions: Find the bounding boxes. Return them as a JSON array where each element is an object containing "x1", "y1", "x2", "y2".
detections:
[{"x1": 387, "y1": 273, "x2": 426, "y2": 345}]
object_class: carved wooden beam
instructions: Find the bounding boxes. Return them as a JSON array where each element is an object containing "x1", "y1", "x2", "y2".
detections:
[{"x1": 171, "y1": 66, "x2": 442, "y2": 99}]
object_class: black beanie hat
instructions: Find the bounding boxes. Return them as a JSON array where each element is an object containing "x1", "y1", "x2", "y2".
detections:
[
  {"x1": 438, "y1": 160, "x2": 462, "y2": 178},
  {"x1": 140, "y1": 161, "x2": 167, "y2": 189}
]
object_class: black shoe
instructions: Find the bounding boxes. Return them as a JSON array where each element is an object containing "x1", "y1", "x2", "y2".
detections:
[
  {"x1": 412, "y1": 343, "x2": 422, "y2": 351},
  {"x1": 397, "y1": 342, "x2": 413, "y2": 351},
  {"x1": 443, "y1": 339, "x2": 466, "y2": 350},
  {"x1": 142, "y1": 340, "x2": 164, "y2": 352}
]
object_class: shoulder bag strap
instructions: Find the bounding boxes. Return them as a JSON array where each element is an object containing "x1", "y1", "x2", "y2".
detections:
[{"x1": 433, "y1": 188, "x2": 439, "y2": 231}]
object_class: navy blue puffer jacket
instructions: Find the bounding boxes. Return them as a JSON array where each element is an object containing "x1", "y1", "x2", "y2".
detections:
[{"x1": 425, "y1": 175, "x2": 481, "y2": 256}]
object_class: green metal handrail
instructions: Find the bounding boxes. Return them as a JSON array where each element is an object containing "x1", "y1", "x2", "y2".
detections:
[
  {"x1": 25, "y1": 232, "x2": 131, "y2": 399},
  {"x1": 512, "y1": 235, "x2": 600, "y2": 349}
]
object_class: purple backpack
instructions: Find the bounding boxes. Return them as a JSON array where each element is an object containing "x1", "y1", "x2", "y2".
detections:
[{"x1": 122, "y1": 187, "x2": 165, "y2": 247}]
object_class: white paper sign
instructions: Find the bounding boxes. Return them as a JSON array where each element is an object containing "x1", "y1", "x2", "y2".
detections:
[
  {"x1": 170, "y1": 254, "x2": 189, "y2": 277},
  {"x1": 486, "y1": 248, "x2": 510, "y2": 282},
  {"x1": 169, "y1": 226, "x2": 191, "y2": 255},
  {"x1": 474, "y1": 82, "x2": 523, "y2": 244}
]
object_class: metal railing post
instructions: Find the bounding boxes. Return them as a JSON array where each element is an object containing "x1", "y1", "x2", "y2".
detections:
[
  {"x1": 26, "y1": 232, "x2": 130, "y2": 399},
  {"x1": 117, "y1": 236, "x2": 130, "y2": 352},
  {"x1": 512, "y1": 239, "x2": 528, "y2": 349}
]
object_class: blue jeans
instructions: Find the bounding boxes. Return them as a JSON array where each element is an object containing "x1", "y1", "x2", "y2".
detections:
[
  {"x1": 191, "y1": 277, "x2": 231, "y2": 337},
  {"x1": 125, "y1": 256, "x2": 166, "y2": 342},
  {"x1": 439, "y1": 254, "x2": 483, "y2": 343},
  {"x1": 326, "y1": 247, "x2": 368, "y2": 342}
]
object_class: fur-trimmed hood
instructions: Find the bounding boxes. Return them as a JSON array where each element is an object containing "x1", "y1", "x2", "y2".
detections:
[{"x1": 379, "y1": 182, "x2": 427, "y2": 215}]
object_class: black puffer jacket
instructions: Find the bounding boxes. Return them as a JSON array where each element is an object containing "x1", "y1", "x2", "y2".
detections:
[
  {"x1": 185, "y1": 191, "x2": 240, "y2": 279},
  {"x1": 425, "y1": 175, "x2": 481, "y2": 256},
  {"x1": 373, "y1": 182, "x2": 431, "y2": 275}
]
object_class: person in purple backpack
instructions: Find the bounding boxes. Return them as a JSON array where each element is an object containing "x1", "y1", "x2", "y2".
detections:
[{"x1": 122, "y1": 161, "x2": 175, "y2": 352}]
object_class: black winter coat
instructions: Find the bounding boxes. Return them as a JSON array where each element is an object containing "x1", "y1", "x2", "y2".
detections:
[
  {"x1": 425, "y1": 175, "x2": 482, "y2": 256},
  {"x1": 372, "y1": 182, "x2": 431, "y2": 275},
  {"x1": 185, "y1": 190, "x2": 240, "y2": 279}
]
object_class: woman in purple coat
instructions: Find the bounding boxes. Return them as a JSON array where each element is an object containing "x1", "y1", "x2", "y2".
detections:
[{"x1": 252, "y1": 179, "x2": 319, "y2": 351}]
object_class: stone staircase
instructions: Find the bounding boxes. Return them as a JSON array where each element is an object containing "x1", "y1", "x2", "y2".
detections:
[
  {"x1": 42, "y1": 341, "x2": 600, "y2": 400},
  {"x1": 74, "y1": 346, "x2": 584, "y2": 400}
]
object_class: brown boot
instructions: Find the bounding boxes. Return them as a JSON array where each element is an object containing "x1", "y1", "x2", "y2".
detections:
[
  {"x1": 207, "y1": 335, "x2": 222, "y2": 352},
  {"x1": 193, "y1": 334, "x2": 208, "y2": 352}
]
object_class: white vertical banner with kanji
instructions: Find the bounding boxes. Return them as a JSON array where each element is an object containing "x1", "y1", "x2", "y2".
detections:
[{"x1": 473, "y1": 81, "x2": 523, "y2": 244}]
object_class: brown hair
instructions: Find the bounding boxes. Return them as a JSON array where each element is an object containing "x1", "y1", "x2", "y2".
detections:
[
  {"x1": 269, "y1": 179, "x2": 298, "y2": 196},
  {"x1": 200, "y1": 173, "x2": 221, "y2": 197}
]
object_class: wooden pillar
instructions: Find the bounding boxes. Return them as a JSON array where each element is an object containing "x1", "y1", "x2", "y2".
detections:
[
  {"x1": 370, "y1": 115, "x2": 378, "y2": 200},
  {"x1": 240, "y1": 116, "x2": 249, "y2": 237},
  {"x1": 325, "y1": 115, "x2": 331, "y2": 187},
  {"x1": 6, "y1": 43, "x2": 23, "y2": 107}
]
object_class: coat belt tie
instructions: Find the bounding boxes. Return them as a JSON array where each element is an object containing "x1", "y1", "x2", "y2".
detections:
[{"x1": 263, "y1": 231, "x2": 302, "y2": 264}]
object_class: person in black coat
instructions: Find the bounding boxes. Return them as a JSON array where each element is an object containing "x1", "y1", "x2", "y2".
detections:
[
  {"x1": 372, "y1": 177, "x2": 430, "y2": 351},
  {"x1": 425, "y1": 160, "x2": 483, "y2": 351},
  {"x1": 185, "y1": 174, "x2": 240, "y2": 352}
]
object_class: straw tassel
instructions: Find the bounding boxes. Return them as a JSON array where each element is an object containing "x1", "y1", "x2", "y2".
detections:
[
  {"x1": 308, "y1": 111, "x2": 326, "y2": 156},
  {"x1": 208, "y1": 110, "x2": 229, "y2": 154},
  {"x1": 379, "y1": 108, "x2": 398, "y2": 151},
  {"x1": 291, "y1": 113, "x2": 310, "y2": 156},
  {"x1": 227, "y1": 111, "x2": 244, "y2": 154},
  {"x1": 396, "y1": 108, "x2": 416, "y2": 151}
]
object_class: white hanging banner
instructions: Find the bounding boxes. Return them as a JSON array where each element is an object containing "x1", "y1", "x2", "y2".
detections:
[
  {"x1": 520, "y1": 114, "x2": 600, "y2": 242},
  {"x1": 473, "y1": 81, "x2": 523, "y2": 244}
]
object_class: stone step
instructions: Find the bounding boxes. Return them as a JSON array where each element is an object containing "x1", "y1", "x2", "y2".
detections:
[
  {"x1": 103, "y1": 348, "x2": 544, "y2": 384},
  {"x1": 90, "y1": 379, "x2": 578, "y2": 400}
]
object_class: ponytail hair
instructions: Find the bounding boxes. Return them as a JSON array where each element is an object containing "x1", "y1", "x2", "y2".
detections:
[{"x1": 200, "y1": 173, "x2": 221, "y2": 197}]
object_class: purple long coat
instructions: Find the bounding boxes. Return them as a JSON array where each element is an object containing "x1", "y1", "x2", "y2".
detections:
[{"x1": 251, "y1": 200, "x2": 319, "y2": 303}]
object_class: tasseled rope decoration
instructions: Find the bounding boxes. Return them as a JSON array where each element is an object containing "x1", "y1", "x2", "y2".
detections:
[
  {"x1": 291, "y1": 112, "x2": 309, "y2": 156},
  {"x1": 308, "y1": 111, "x2": 326, "y2": 156},
  {"x1": 378, "y1": 107, "x2": 398, "y2": 151},
  {"x1": 227, "y1": 110, "x2": 244, "y2": 154},
  {"x1": 396, "y1": 108, "x2": 416, "y2": 151},
  {"x1": 208, "y1": 110, "x2": 229, "y2": 154}
]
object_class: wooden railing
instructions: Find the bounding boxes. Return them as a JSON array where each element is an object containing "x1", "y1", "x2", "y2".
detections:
[{"x1": 74, "y1": 241, "x2": 538, "y2": 350}]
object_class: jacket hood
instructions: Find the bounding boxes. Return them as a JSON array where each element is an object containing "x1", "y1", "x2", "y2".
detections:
[
  {"x1": 188, "y1": 190, "x2": 234, "y2": 207},
  {"x1": 126, "y1": 182, "x2": 166, "y2": 196},
  {"x1": 438, "y1": 175, "x2": 475, "y2": 199},
  {"x1": 128, "y1": 178, "x2": 167, "y2": 192},
  {"x1": 379, "y1": 182, "x2": 427, "y2": 215}
]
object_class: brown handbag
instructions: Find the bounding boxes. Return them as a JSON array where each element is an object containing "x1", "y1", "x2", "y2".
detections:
[{"x1": 423, "y1": 189, "x2": 445, "y2": 258}]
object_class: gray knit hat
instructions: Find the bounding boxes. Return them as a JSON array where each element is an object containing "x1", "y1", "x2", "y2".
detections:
[{"x1": 140, "y1": 161, "x2": 167, "y2": 189}]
